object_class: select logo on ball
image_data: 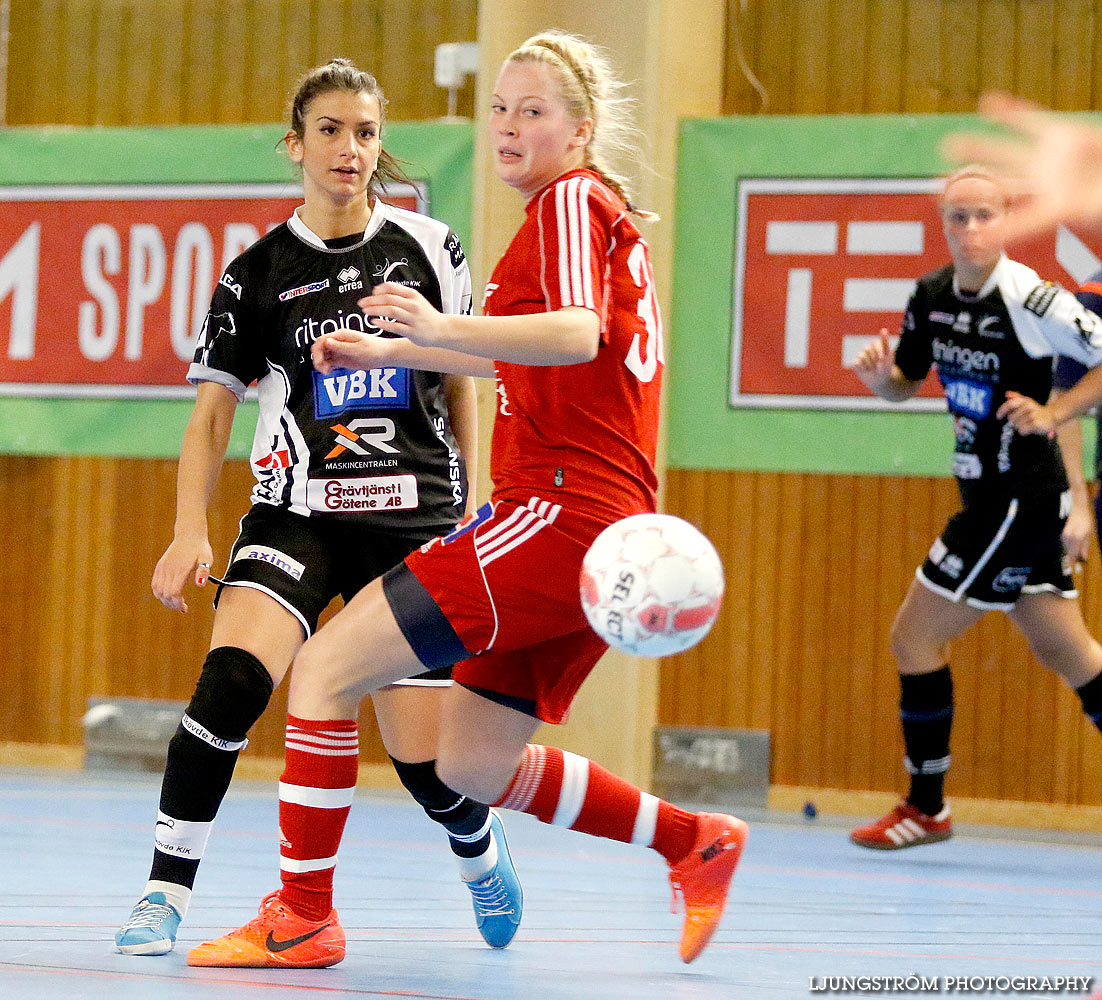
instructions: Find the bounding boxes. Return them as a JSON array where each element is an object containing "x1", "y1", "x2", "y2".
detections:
[{"x1": 579, "y1": 514, "x2": 724, "y2": 657}]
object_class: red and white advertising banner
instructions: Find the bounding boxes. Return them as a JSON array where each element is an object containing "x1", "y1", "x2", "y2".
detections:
[
  {"x1": 732, "y1": 178, "x2": 1102, "y2": 410},
  {"x1": 0, "y1": 183, "x2": 423, "y2": 398}
]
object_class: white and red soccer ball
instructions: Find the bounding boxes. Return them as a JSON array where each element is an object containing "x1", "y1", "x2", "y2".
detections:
[{"x1": 579, "y1": 513, "x2": 725, "y2": 656}]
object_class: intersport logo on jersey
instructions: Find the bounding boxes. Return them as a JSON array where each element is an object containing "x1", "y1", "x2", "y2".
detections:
[{"x1": 732, "y1": 178, "x2": 1102, "y2": 411}]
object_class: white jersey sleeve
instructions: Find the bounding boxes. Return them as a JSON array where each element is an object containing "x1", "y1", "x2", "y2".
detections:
[
  {"x1": 377, "y1": 202, "x2": 472, "y2": 317},
  {"x1": 999, "y1": 257, "x2": 1102, "y2": 366}
]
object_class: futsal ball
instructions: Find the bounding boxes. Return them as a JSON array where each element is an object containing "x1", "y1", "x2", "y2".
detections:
[{"x1": 579, "y1": 513, "x2": 725, "y2": 656}]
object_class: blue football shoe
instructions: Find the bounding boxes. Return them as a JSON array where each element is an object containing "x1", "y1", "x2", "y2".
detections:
[
  {"x1": 114, "y1": 892, "x2": 182, "y2": 955},
  {"x1": 464, "y1": 810, "x2": 523, "y2": 948}
]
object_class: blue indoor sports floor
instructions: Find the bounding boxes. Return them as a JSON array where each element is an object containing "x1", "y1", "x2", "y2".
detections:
[{"x1": 1, "y1": 767, "x2": 1099, "y2": 999}]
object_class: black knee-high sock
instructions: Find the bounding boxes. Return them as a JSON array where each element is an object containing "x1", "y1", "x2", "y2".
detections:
[
  {"x1": 1076, "y1": 672, "x2": 1102, "y2": 735},
  {"x1": 150, "y1": 647, "x2": 274, "y2": 888},
  {"x1": 389, "y1": 756, "x2": 492, "y2": 858},
  {"x1": 900, "y1": 666, "x2": 954, "y2": 816}
]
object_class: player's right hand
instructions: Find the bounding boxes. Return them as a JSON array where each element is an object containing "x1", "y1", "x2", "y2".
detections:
[
  {"x1": 311, "y1": 327, "x2": 393, "y2": 375},
  {"x1": 851, "y1": 328, "x2": 895, "y2": 393},
  {"x1": 151, "y1": 536, "x2": 214, "y2": 613}
]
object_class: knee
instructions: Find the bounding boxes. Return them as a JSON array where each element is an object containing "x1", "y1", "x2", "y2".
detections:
[
  {"x1": 888, "y1": 621, "x2": 922, "y2": 669},
  {"x1": 186, "y1": 646, "x2": 274, "y2": 741},
  {"x1": 435, "y1": 753, "x2": 507, "y2": 805}
]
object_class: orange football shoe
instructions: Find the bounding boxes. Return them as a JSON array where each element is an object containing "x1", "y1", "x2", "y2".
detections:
[
  {"x1": 667, "y1": 812, "x2": 749, "y2": 963},
  {"x1": 186, "y1": 890, "x2": 345, "y2": 968}
]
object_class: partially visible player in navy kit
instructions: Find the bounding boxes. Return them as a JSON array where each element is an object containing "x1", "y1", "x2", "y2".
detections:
[
  {"x1": 114, "y1": 59, "x2": 523, "y2": 958},
  {"x1": 849, "y1": 167, "x2": 1102, "y2": 851},
  {"x1": 187, "y1": 30, "x2": 747, "y2": 971},
  {"x1": 1039, "y1": 272, "x2": 1102, "y2": 570}
]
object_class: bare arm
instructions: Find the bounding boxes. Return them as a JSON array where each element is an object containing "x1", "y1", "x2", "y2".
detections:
[
  {"x1": 998, "y1": 364, "x2": 1102, "y2": 433},
  {"x1": 1052, "y1": 388, "x2": 1093, "y2": 564},
  {"x1": 312, "y1": 329, "x2": 495, "y2": 378},
  {"x1": 151, "y1": 381, "x2": 238, "y2": 612},
  {"x1": 359, "y1": 283, "x2": 601, "y2": 366},
  {"x1": 850, "y1": 328, "x2": 925, "y2": 401},
  {"x1": 443, "y1": 373, "x2": 479, "y2": 517}
]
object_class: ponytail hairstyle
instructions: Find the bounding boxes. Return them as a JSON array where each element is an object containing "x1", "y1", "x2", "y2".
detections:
[
  {"x1": 506, "y1": 31, "x2": 656, "y2": 220},
  {"x1": 287, "y1": 58, "x2": 411, "y2": 196}
]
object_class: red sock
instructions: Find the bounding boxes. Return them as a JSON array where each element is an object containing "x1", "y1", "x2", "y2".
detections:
[
  {"x1": 494, "y1": 744, "x2": 698, "y2": 864},
  {"x1": 278, "y1": 715, "x2": 359, "y2": 920}
]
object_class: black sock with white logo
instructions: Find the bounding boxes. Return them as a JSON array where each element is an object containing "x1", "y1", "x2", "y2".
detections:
[
  {"x1": 389, "y1": 756, "x2": 495, "y2": 878},
  {"x1": 900, "y1": 666, "x2": 954, "y2": 817}
]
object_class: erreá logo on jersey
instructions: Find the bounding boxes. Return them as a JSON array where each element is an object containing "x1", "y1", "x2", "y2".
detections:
[{"x1": 313, "y1": 366, "x2": 411, "y2": 417}]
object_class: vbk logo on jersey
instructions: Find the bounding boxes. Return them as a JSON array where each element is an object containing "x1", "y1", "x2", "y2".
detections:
[
  {"x1": 312, "y1": 366, "x2": 411, "y2": 417},
  {"x1": 942, "y1": 379, "x2": 992, "y2": 420},
  {"x1": 337, "y1": 266, "x2": 363, "y2": 294}
]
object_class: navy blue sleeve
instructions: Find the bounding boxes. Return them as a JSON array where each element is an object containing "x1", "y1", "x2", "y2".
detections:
[{"x1": 1053, "y1": 270, "x2": 1102, "y2": 389}]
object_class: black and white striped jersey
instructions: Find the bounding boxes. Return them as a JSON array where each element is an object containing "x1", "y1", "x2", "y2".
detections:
[
  {"x1": 895, "y1": 255, "x2": 1102, "y2": 506},
  {"x1": 188, "y1": 201, "x2": 472, "y2": 530}
]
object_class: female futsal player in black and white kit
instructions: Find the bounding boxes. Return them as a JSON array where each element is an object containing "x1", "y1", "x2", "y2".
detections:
[
  {"x1": 849, "y1": 166, "x2": 1102, "y2": 849},
  {"x1": 115, "y1": 59, "x2": 522, "y2": 955}
]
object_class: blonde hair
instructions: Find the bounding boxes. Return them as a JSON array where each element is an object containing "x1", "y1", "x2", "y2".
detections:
[
  {"x1": 506, "y1": 31, "x2": 656, "y2": 219},
  {"x1": 940, "y1": 164, "x2": 1011, "y2": 210},
  {"x1": 287, "y1": 58, "x2": 409, "y2": 196}
]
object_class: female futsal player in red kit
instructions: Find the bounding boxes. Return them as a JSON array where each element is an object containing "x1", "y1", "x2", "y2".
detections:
[{"x1": 190, "y1": 30, "x2": 747, "y2": 969}]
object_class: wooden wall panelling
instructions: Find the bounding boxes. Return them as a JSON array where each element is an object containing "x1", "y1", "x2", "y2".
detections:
[
  {"x1": 826, "y1": 0, "x2": 868, "y2": 114},
  {"x1": 747, "y1": 0, "x2": 793, "y2": 115},
  {"x1": 747, "y1": 471, "x2": 781, "y2": 733},
  {"x1": 903, "y1": 0, "x2": 943, "y2": 112},
  {"x1": 862, "y1": 0, "x2": 905, "y2": 112},
  {"x1": 1052, "y1": 1, "x2": 1094, "y2": 110},
  {"x1": 976, "y1": 0, "x2": 1018, "y2": 100},
  {"x1": 5, "y1": 0, "x2": 477, "y2": 126},
  {"x1": 939, "y1": 0, "x2": 980, "y2": 111},
  {"x1": 790, "y1": 0, "x2": 831, "y2": 115},
  {"x1": 1014, "y1": 0, "x2": 1057, "y2": 107}
]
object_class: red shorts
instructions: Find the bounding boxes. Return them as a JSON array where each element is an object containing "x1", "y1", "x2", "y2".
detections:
[{"x1": 401, "y1": 495, "x2": 611, "y2": 724}]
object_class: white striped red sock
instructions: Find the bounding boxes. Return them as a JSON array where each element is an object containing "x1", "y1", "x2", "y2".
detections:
[
  {"x1": 494, "y1": 744, "x2": 698, "y2": 864},
  {"x1": 278, "y1": 715, "x2": 359, "y2": 920}
]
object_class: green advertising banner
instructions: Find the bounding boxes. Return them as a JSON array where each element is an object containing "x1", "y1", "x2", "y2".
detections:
[
  {"x1": 0, "y1": 122, "x2": 473, "y2": 458},
  {"x1": 669, "y1": 114, "x2": 1100, "y2": 476}
]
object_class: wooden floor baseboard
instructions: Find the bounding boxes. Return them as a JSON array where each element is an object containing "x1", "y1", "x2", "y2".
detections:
[
  {"x1": 4, "y1": 743, "x2": 1098, "y2": 832},
  {"x1": 769, "y1": 785, "x2": 1102, "y2": 833}
]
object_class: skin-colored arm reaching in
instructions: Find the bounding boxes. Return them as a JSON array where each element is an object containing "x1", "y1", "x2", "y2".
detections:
[
  {"x1": 150, "y1": 381, "x2": 237, "y2": 613},
  {"x1": 942, "y1": 93, "x2": 1102, "y2": 241}
]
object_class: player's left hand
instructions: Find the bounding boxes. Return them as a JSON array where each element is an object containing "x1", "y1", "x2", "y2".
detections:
[
  {"x1": 358, "y1": 283, "x2": 447, "y2": 347},
  {"x1": 997, "y1": 390, "x2": 1056, "y2": 436},
  {"x1": 1062, "y1": 500, "x2": 1093, "y2": 569}
]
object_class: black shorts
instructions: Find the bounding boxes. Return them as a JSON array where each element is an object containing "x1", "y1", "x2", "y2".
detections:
[
  {"x1": 214, "y1": 503, "x2": 452, "y2": 685},
  {"x1": 917, "y1": 490, "x2": 1076, "y2": 610}
]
